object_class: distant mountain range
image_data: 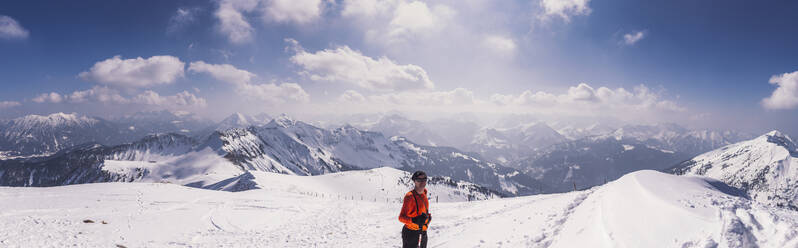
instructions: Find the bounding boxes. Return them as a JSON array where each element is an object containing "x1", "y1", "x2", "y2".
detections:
[
  {"x1": 0, "y1": 113, "x2": 541, "y2": 196},
  {"x1": 0, "y1": 111, "x2": 770, "y2": 198}
]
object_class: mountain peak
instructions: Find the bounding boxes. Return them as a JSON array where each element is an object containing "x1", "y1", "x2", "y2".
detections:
[
  {"x1": 266, "y1": 113, "x2": 297, "y2": 128},
  {"x1": 14, "y1": 112, "x2": 98, "y2": 127},
  {"x1": 764, "y1": 130, "x2": 788, "y2": 139},
  {"x1": 759, "y1": 130, "x2": 796, "y2": 153}
]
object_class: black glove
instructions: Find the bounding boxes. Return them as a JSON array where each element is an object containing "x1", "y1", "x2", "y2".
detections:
[
  {"x1": 427, "y1": 213, "x2": 431, "y2": 224},
  {"x1": 411, "y1": 213, "x2": 428, "y2": 227}
]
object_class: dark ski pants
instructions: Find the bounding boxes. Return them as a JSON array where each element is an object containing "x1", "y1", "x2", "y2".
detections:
[{"x1": 402, "y1": 226, "x2": 427, "y2": 248}]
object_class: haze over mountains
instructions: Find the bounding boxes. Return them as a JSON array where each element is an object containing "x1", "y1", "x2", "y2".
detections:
[{"x1": 0, "y1": 111, "x2": 763, "y2": 197}]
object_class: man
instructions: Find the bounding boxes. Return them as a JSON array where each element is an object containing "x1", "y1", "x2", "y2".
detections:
[{"x1": 398, "y1": 171, "x2": 431, "y2": 248}]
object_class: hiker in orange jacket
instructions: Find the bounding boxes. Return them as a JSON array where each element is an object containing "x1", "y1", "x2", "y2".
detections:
[{"x1": 399, "y1": 170, "x2": 431, "y2": 248}]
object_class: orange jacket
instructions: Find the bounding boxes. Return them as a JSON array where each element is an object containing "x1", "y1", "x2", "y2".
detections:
[{"x1": 398, "y1": 188, "x2": 430, "y2": 231}]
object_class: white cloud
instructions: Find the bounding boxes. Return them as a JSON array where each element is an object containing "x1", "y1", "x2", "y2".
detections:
[
  {"x1": 167, "y1": 7, "x2": 200, "y2": 34},
  {"x1": 262, "y1": 0, "x2": 323, "y2": 24},
  {"x1": 0, "y1": 101, "x2": 21, "y2": 109},
  {"x1": 188, "y1": 61, "x2": 255, "y2": 85},
  {"x1": 539, "y1": 0, "x2": 591, "y2": 22},
  {"x1": 67, "y1": 86, "x2": 129, "y2": 103},
  {"x1": 133, "y1": 90, "x2": 207, "y2": 107},
  {"x1": 31, "y1": 86, "x2": 206, "y2": 108},
  {"x1": 215, "y1": 0, "x2": 259, "y2": 44},
  {"x1": 338, "y1": 90, "x2": 367, "y2": 103},
  {"x1": 32, "y1": 92, "x2": 64, "y2": 103},
  {"x1": 288, "y1": 39, "x2": 434, "y2": 92},
  {"x1": 491, "y1": 83, "x2": 685, "y2": 113},
  {"x1": 622, "y1": 31, "x2": 646, "y2": 46},
  {"x1": 189, "y1": 61, "x2": 309, "y2": 104},
  {"x1": 0, "y1": 15, "x2": 29, "y2": 40},
  {"x1": 341, "y1": 0, "x2": 396, "y2": 18},
  {"x1": 483, "y1": 35, "x2": 517, "y2": 54},
  {"x1": 762, "y1": 70, "x2": 798, "y2": 110},
  {"x1": 214, "y1": 0, "x2": 325, "y2": 43},
  {"x1": 239, "y1": 82, "x2": 310, "y2": 104},
  {"x1": 388, "y1": 1, "x2": 454, "y2": 40},
  {"x1": 78, "y1": 55, "x2": 185, "y2": 88},
  {"x1": 342, "y1": 87, "x2": 475, "y2": 106}
]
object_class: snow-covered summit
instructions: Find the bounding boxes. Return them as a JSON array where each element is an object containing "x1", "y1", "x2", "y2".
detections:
[
  {"x1": 674, "y1": 130, "x2": 798, "y2": 210},
  {"x1": 8, "y1": 112, "x2": 99, "y2": 129},
  {"x1": 0, "y1": 112, "x2": 125, "y2": 157},
  {"x1": 214, "y1": 112, "x2": 271, "y2": 131}
]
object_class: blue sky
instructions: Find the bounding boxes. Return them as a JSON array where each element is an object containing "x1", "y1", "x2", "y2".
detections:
[{"x1": 1, "y1": 0, "x2": 797, "y2": 135}]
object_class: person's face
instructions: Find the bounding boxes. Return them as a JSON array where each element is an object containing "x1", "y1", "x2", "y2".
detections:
[{"x1": 414, "y1": 175, "x2": 427, "y2": 188}]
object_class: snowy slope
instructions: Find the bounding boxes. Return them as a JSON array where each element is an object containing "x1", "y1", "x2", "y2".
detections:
[
  {"x1": 208, "y1": 167, "x2": 501, "y2": 202},
  {"x1": 673, "y1": 130, "x2": 798, "y2": 210},
  {"x1": 1, "y1": 170, "x2": 795, "y2": 247}
]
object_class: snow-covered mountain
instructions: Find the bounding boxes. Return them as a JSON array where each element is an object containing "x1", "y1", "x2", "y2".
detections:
[
  {"x1": 0, "y1": 133, "x2": 215, "y2": 187},
  {"x1": 0, "y1": 113, "x2": 128, "y2": 158},
  {"x1": 2, "y1": 169, "x2": 795, "y2": 247},
  {"x1": 511, "y1": 135, "x2": 687, "y2": 193},
  {"x1": 205, "y1": 114, "x2": 539, "y2": 195},
  {"x1": 424, "y1": 117, "x2": 482, "y2": 149},
  {"x1": 672, "y1": 130, "x2": 798, "y2": 210},
  {"x1": 353, "y1": 114, "x2": 449, "y2": 147},
  {"x1": 1, "y1": 114, "x2": 538, "y2": 196},
  {"x1": 611, "y1": 123, "x2": 753, "y2": 156},
  {"x1": 0, "y1": 130, "x2": 502, "y2": 201},
  {"x1": 551, "y1": 122, "x2": 616, "y2": 140},
  {"x1": 114, "y1": 110, "x2": 213, "y2": 137},
  {"x1": 465, "y1": 122, "x2": 568, "y2": 164},
  {"x1": 209, "y1": 112, "x2": 272, "y2": 132}
]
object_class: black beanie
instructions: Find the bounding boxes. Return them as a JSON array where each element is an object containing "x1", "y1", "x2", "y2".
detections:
[{"x1": 411, "y1": 170, "x2": 427, "y2": 180}]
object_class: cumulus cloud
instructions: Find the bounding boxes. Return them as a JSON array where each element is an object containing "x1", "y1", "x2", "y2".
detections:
[
  {"x1": 189, "y1": 61, "x2": 310, "y2": 104},
  {"x1": 262, "y1": 0, "x2": 323, "y2": 24},
  {"x1": 539, "y1": 0, "x2": 592, "y2": 22},
  {"x1": 32, "y1": 92, "x2": 64, "y2": 103},
  {"x1": 490, "y1": 83, "x2": 686, "y2": 113},
  {"x1": 622, "y1": 31, "x2": 646, "y2": 46},
  {"x1": 341, "y1": 0, "x2": 396, "y2": 18},
  {"x1": 215, "y1": 0, "x2": 259, "y2": 44},
  {"x1": 387, "y1": 1, "x2": 454, "y2": 41},
  {"x1": 133, "y1": 90, "x2": 208, "y2": 107},
  {"x1": 0, "y1": 101, "x2": 21, "y2": 109},
  {"x1": 30, "y1": 86, "x2": 206, "y2": 108},
  {"x1": 483, "y1": 35, "x2": 517, "y2": 54},
  {"x1": 0, "y1": 15, "x2": 29, "y2": 40},
  {"x1": 340, "y1": 88, "x2": 475, "y2": 106},
  {"x1": 67, "y1": 86, "x2": 129, "y2": 103},
  {"x1": 762, "y1": 70, "x2": 798, "y2": 110},
  {"x1": 78, "y1": 55, "x2": 185, "y2": 88},
  {"x1": 288, "y1": 39, "x2": 434, "y2": 92},
  {"x1": 214, "y1": 0, "x2": 324, "y2": 43},
  {"x1": 239, "y1": 82, "x2": 310, "y2": 104},
  {"x1": 338, "y1": 90, "x2": 367, "y2": 103},
  {"x1": 188, "y1": 61, "x2": 255, "y2": 85}
]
